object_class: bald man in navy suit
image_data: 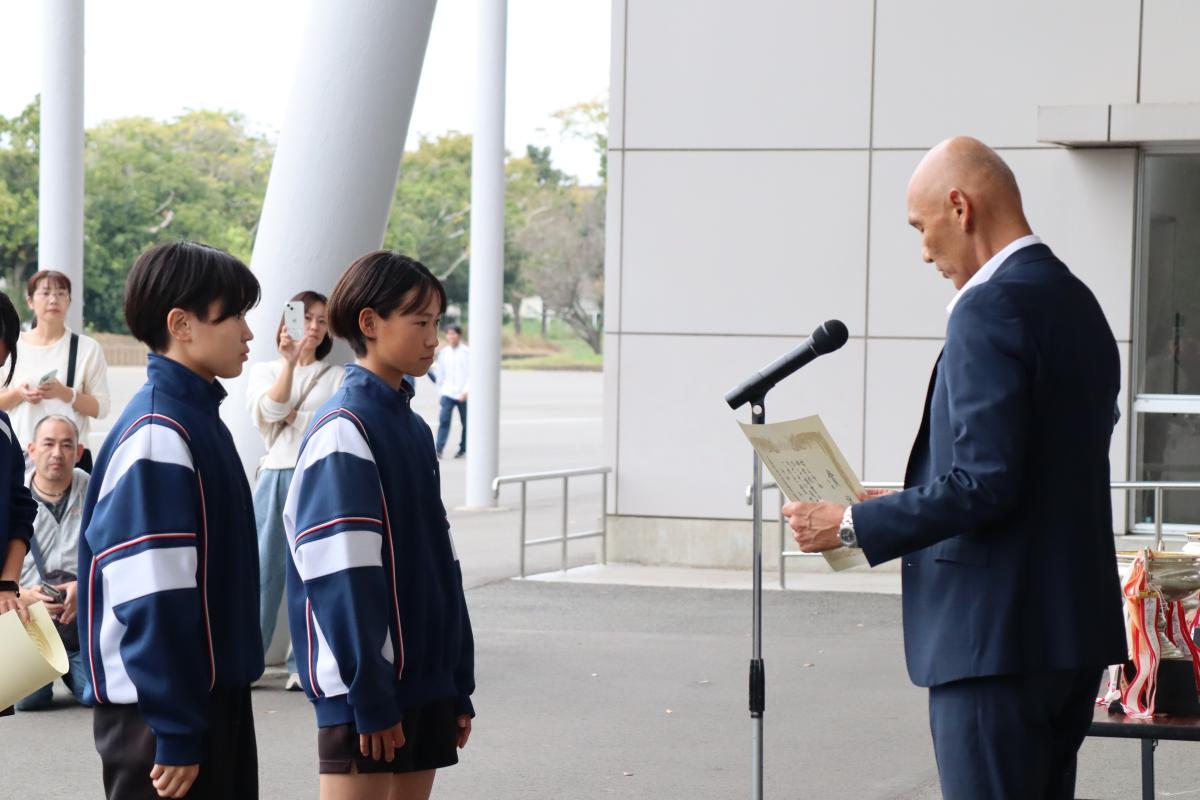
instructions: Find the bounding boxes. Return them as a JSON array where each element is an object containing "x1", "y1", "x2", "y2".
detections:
[{"x1": 785, "y1": 136, "x2": 1125, "y2": 800}]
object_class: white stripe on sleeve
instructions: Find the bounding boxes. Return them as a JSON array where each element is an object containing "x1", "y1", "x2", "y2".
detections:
[
  {"x1": 99, "y1": 597, "x2": 136, "y2": 703},
  {"x1": 99, "y1": 422, "x2": 193, "y2": 502},
  {"x1": 299, "y1": 416, "x2": 375, "y2": 470},
  {"x1": 311, "y1": 613, "x2": 350, "y2": 697},
  {"x1": 293, "y1": 529, "x2": 383, "y2": 581},
  {"x1": 103, "y1": 546, "x2": 198, "y2": 606}
]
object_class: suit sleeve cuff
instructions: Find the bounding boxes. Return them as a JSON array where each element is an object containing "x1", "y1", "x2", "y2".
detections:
[
  {"x1": 155, "y1": 732, "x2": 204, "y2": 766},
  {"x1": 455, "y1": 694, "x2": 475, "y2": 718}
]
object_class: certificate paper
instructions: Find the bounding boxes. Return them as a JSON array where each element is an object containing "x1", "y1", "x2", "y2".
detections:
[{"x1": 739, "y1": 415, "x2": 869, "y2": 571}]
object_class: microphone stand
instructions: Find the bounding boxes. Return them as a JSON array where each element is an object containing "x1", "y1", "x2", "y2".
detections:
[{"x1": 747, "y1": 394, "x2": 766, "y2": 800}]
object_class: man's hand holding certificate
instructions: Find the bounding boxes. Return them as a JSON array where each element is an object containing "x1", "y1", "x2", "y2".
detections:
[{"x1": 737, "y1": 415, "x2": 887, "y2": 571}]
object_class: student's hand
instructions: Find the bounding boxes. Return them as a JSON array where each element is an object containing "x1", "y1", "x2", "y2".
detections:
[
  {"x1": 19, "y1": 383, "x2": 43, "y2": 405},
  {"x1": 782, "y1": 500, "x2": 845, "y2": 553},
  {"x1": 858, "y1": 488, "x2": 897, "y2": 501},
  {"x1": 458, "y1": 392, "x2": 468, "y2": 402},
  {"x1": 38, "y1": 378, "x2": 71, "y2": 403},
  {"x1": 19, "y1": 585, "x2": 52, "y2": 607},
  {"x1": 360, "y1": 721, "x2": 405, "y2": 762},
  {"x1": 278, "y1": 331, "x2": 302, "y2": 364},
  {"x1": 455, "y1": 715, "x2": 472, "y2": 749},
  {"x1": 150, "y1": 763, "x2": 199, "y2": 799},
  {"x1": 55, "y1": 580, "x2": 78, "y2": 624},
  {"x1": 0, "y1": 590, "x2": 29, "y2": 624}
]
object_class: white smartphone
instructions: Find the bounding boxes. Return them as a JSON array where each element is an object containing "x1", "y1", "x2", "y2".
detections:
[
  {"x1": 282, "y1": 301, "x2": 305, "y2": 341},
  {"x1": 38, "y1": 368, "x2": 58, "y2": 386}
]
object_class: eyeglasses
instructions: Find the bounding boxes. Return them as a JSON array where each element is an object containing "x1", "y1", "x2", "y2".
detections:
[{"x1": 32, "y1": 290, "x2": 70, "y2": 300}]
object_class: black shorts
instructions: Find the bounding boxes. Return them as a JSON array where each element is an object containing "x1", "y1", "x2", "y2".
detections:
[
  {"x1": 318, "y1": 698, "x2": 459, "y2": 775},
  {"x1": 93, "y1": 687, "x2": 257, "y2": 800}
]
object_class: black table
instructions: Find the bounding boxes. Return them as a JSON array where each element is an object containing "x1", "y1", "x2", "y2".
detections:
[{"x1": 1087, "y1": 705, "x2": 1200, "y2": 800}]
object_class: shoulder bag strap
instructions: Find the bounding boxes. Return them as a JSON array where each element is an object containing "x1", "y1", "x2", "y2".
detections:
[{"x1": 66, "y1": 332, "x2": 80, "y2": 388}]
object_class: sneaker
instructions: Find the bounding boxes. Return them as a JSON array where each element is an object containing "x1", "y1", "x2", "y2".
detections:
[
  {"x1": 284, "y1": 673, "x2": 302, "y2": 692},
  {"x1": 454, "y1": 449, "x2": 466, "y2": 459}
]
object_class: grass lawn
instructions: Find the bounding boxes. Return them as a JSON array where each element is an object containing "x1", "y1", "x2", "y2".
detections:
[{"x1": 500, "y1": 319, "x2": 603, "y2": 371}]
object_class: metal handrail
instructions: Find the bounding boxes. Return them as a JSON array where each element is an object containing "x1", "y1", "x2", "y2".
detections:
[
  {"x1": 746, "y1": 480, "x2": 1200, "y2": 589},
  {"x1": 492, "y1": 466, "x2": 612, "y2": 577}
]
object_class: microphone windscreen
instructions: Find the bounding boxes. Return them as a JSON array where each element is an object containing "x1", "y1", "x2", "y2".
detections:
[{"x1": 812, "y1": 319, "x2": 849, "y2": 354}]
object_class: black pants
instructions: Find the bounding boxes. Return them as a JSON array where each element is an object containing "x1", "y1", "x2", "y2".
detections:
[
  {"x1": 93, "y1": 687, "x2": 257, "y2": 800},
  {"x1": 928, "y1": 668, "x2": 1102, "y2": 800}
]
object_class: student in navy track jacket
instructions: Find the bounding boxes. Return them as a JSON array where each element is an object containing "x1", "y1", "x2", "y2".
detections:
[
  {"x1": 77, "y1": 242, "x2": 263, "y2": 800},
  {"x1": 0, "y1": 291, "x2": 40, "y2": 711},
  {"x1": 285, "y1": 251, "x2": 474, "y2": 800}
]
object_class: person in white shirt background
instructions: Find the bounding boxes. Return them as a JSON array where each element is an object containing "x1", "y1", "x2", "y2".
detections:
[
  {"x1": 246, "y1": 290, "x2": 344, "y2": 689},
  {"x1": 431, "y1": 323, "x2": 469, "y2": 459},
  {"x1": 0, "y1": 270, "x2": 111, "y2": 471}
]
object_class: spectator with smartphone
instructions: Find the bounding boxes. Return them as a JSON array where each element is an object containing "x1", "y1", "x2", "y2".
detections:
[
  {"x1": 285, "y1": 252, "x2": 474, "y2": 799},
  {"x1": 14, "y1": 414, "x2": 90, "y2": 710},
  {"x1": 246, "y1": 290, "x2": 344, "y2": 691},
  {"x1": 0, "y1": 270, "x2": 111, "y2": 470}
]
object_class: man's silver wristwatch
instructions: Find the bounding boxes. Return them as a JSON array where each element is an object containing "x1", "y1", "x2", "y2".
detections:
[{"x1": 838, "y1": 506, "x2": 858, "y2": 548}]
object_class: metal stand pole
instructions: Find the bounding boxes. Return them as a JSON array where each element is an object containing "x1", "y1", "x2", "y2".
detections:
[{"x1": 749, "y1": 397, "x2": 766, "y2": 799}]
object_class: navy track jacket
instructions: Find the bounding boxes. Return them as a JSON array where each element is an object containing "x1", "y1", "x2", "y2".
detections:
[
  {"x1": 0, "y1": 410, "x2": 37, "y2": 566},
  {"x1": 77, "y1": 355, "x2": 264, "y2": 764},
  {"x1": 284, "y1": 364, "x2": 475, "y2": 733}
]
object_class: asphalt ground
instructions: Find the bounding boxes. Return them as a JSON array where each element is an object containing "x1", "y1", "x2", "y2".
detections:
[
  {"x1": 9, "y1": 369, "x2": 1200, "y2": 798},
  {"x1": 10, "y1": 580, "x2": 1200, "y2": 799}
]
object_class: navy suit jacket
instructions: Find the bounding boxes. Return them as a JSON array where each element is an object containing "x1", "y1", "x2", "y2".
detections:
[{"x1": 853, "y1": 243, "x2": 1126, "y2": 688}]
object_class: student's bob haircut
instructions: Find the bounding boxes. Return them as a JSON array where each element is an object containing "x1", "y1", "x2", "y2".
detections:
[
  {"x1": 124, "y1": 241, "x2": 261, "y2": 353},
  {"x1": 0, "y1": 292, "x2": 21, "y2": 387},
  {"x1": 327, "y1": 251, "x2": 447, "y2": 357}
]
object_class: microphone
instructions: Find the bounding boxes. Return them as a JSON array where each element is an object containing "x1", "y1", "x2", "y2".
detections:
[{"x1": 724, "y1": 320, "x2": 849, "y2": 410}]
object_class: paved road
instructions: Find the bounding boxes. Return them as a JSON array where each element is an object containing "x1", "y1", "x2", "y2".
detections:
[
  {"x1": 11, "y1": 369, "x2": 1199, "y2": 798},
  {"x1": 8, "y1": 580, "x2": 1196, "y2": 799}
]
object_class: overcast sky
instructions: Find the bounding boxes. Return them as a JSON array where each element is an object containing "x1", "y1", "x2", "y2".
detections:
[{"x1": 0, "y1": 0, "x2": 611, "y2": 183}]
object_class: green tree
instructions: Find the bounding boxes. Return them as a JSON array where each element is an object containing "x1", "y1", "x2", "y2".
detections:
[
  {"x1": 83, "y1": 110, "x2": 273, "y2": 330},
  {"x1": 385, "y1": 133, "x2": 474, "y2": 307},
  {"x1": 552, "y1": 98, "x2": 608, "y2": 182},
  {"x1": 0, "y1": 99, "x2": 41, "y2": 315}
]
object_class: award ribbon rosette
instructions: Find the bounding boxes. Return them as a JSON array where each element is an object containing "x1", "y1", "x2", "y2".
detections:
[
  {"x1": 1108, "y1": 549, "x2": 1200, "y2": 718},
  {"x1": 0, "y1": 602, "x2": 69, "y2": 710}
]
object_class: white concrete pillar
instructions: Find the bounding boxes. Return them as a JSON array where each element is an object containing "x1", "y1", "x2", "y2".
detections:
[
  {"x1": 221, "y1": 0, "x2": 438, "y2": 481},
  {"x1": 464, "y1": 0, "x2": 508, "y2": 508},
  {"x1": 39, "y1": 0, "x2": 85, "y2": 331}
]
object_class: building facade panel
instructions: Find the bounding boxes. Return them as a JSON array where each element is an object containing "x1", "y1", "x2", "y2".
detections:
[
  {"x1": 606, "y1": 1, "x2": 1176, "y2": 556},
  {"x1": 614, "y1": 334, "x2": 865, "y2": 519},
  {"x1": 863, "y1": 338, "x2": 946, "y2": 482},
  {"x1": 608, "y1": 0, "x2": 627, "y2": 148},
  {"x1": 619, "y1": 150, "x2": 869, "y2": 335},
  {"x1": 872, "y1": 0, "x2": 1140, "y2": 148},
  {"x1": 1140, "y1": 0, "x2": 1200, "y2": 104},
  {"x1": 866, "y1": 149, "x2": 956, "y2": 339},
  {"x1": 623, "y1": 0, "x2": 874, "y2": 149},
  {"x1": 603, "y1": 150, "x2": 625, "y2": 329}
]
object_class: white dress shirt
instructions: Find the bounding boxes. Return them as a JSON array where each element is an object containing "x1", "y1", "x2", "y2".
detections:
[
  {"x1": 946, "y1": 234, "x2": 1042, "y2": 315},
  {"x1": 433, "y1": 344, "x2": 470, "y2": 399}
]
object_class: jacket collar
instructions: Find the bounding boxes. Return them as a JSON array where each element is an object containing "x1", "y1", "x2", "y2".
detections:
[
  {"x1": 946, "y1": 235, "x2": 1045, "y2": 314},
  {"x1": 146, "y1": 353, "x2": 228, "y2": 410},
  {"x1": 343, "y1": 363, "x2": 414, "y2": 409}
]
